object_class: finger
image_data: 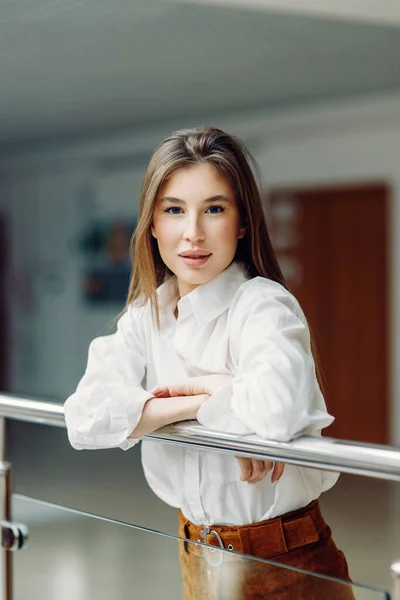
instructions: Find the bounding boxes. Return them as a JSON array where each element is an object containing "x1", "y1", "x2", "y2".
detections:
[
  {"x1": 247, "y1": 460, "x2": 273, "y2": 484},
  {"x1": 150, "y1": 386, "x2": 182, "y2": 397},
  {"x1": 235, "y1": 457, "x2": 253, "y2": 482},
  {"x1": 271, "y1": 462, "x2": 285, "y2": 484},
  {"x1": 150, "y1": 383, "x2": 204, "y2": 397},
  {"x1": 150, "y1": 386, "x2": 169, "y2": 397},
  {"x1": 246, "y1": 460, "x2": 266, "y2": 483}
]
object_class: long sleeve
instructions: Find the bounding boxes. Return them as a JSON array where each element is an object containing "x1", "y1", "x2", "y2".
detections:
[
  {"x1": 196, "y1": 286, "x2": 334, "y2": 442},
  {"x1": 64, "y1": 304, "x2": 153, "y2": 450}
]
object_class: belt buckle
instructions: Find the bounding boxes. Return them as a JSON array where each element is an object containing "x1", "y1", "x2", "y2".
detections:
[{"x1": 199, "y1": 525, "x2": 224, "y2": 567}]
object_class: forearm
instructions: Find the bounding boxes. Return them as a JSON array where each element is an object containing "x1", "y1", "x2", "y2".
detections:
[{"x1": 129, "y1": 394, "x2": 208, "y2": 439}]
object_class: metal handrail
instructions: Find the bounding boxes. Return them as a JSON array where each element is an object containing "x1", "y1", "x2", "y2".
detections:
[
  {"x1": 1, "y1": 392, "x2": 400, "y2": 598},
  {"x1": 0, "y1": 395, "x2": 64, "y2": 428},
  {"x1": 1, "y1": 393, "x2": 400, "y2": 482}
]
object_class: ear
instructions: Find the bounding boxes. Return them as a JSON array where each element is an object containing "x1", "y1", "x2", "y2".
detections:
[
  {"x1": 238, "y1": 225, "x2": 246, "y2": 239},
  {"x1": 151, "y1": 226, "x2": 157, "y2": 239}
]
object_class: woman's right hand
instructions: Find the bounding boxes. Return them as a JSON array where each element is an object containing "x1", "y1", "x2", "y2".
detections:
[{"x1": 150, "y1": 374, "x2": 232, "y2": 398}]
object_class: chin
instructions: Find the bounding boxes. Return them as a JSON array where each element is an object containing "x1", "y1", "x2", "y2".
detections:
[
  {"x1": 175, "y1": 265, "x2": 217, "y2": 287},
  {"x1": 180, "y1": 272, "x2": 211, "y2": 285}
]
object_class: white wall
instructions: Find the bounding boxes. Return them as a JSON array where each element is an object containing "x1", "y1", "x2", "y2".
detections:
[{"x1": 1, "y1": 90, "x2": 400, "y2": 442}]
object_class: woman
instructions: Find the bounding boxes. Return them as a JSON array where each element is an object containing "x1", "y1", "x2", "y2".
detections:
[{"x1": 65, "y1": 126, "x2": 354, "y2": 599}]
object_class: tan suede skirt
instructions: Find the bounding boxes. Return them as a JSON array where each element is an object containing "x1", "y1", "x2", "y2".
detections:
[{"x1": 178, "y1": 500, "x2": 355, "y2": 600}]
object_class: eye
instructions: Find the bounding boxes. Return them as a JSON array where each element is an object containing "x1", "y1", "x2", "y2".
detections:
[
  {"x1": 165, "y1": 206, "x2": 183, "y2": 215},
  {"x1": 206, "y1": 205, "x2": 225, "y2": 214}
]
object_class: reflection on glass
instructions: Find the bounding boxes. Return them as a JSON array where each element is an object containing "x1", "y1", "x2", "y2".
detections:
[
  {"x1": 12, "y1": 495, "x2": 389, "y2": 600},
  {"x1": 178, "y1": 540, "x2": 388, "y2": 600}
]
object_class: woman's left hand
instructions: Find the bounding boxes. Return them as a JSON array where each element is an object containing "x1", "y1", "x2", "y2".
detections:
[{"x1": 235, "y1": 457, "x2": 285, "y2": 485}]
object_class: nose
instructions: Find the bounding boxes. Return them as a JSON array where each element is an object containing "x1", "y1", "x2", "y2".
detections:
[{"x1": 183, "y1": 215, "x2": 205, "y2": 243}]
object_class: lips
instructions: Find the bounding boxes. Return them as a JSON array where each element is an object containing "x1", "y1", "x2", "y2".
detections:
[
  {"x1": 179, "y1": 251, "x2": 212, "y2": 267},
  {"x1": 179, "y1": 250, "x2": 212, "y2": 258}
]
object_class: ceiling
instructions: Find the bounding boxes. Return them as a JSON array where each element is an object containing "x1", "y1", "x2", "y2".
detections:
[
  {"x1": 1, "y1": 0, "x2": 400, "y2": 148},
  {"x1": 183, "y1": 0, "x2": 400, "y2": 26}
]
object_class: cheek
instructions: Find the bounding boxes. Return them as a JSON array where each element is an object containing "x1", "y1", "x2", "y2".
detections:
[
  {"x1": 153, "y1": 219, "x2": 180, "y2": 245},
  {"x1": 152, "y1": 217, "x2": 167, "y2": 239},
  {"x1": 214, "y1": 217, "x2": 242, "y2": 243}
]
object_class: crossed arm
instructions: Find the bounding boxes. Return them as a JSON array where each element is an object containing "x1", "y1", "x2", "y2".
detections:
[{"x1": 129, "y1": 374, "x2": 284, "y2": 485}]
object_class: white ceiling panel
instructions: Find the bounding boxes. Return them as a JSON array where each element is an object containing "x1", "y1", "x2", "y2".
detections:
[{"x1": 0, "y1": 0, "x2": 399, "y2": 147}]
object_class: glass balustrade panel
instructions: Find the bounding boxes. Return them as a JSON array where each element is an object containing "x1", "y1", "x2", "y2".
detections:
[{"x1": 11, "y1": 494, "x2": 390, "y2": 600}]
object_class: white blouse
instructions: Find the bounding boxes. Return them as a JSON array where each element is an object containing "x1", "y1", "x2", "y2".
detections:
[{"x1": 64, "y1": 262, "x2": 338, "y2": 526}]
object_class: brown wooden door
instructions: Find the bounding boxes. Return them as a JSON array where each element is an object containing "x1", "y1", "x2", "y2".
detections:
[{"x1": 268, "y1": 183, "x2": 389, "y2": 444}]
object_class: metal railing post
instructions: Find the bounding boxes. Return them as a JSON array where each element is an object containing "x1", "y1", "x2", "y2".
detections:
[
  {"x1": 0, "y1": 417, "x2": 12, "y2": 600},
  {"x1": 392, "y1": 560, "x2": 400, "y2": 600}
]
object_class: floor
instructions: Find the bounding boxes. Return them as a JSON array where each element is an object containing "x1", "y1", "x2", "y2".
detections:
[{"x1": 10, "y1": 472, "x2": 400, "y2": 600}]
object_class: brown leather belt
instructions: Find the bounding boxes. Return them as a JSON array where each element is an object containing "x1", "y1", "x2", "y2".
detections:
[{"x1": 178, "y1": 500, "x2": 328, "y2": 559}]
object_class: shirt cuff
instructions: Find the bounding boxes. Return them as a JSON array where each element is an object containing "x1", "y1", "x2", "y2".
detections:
[{"x1": 65, "y1": 386, "x2": 154, "y2": 450}]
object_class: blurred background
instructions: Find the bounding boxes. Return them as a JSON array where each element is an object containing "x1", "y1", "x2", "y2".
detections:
[{"x1": 1, "y1": 1, "x2": 400, "y2": 598}]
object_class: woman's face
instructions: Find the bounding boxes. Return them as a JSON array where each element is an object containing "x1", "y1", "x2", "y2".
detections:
[{"x1": 152, "y1": 162, "x2": 246, "y2": 297}]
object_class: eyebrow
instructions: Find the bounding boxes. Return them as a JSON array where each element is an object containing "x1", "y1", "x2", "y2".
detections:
[{"x1": 159, "y1": 195, "x2": 231, "y2": 205}]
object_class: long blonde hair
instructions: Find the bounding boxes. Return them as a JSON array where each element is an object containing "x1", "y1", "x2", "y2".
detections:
[
  {"x1": 126, "y1": 126, "x2": 324, "y2": 390},
  {"x1": 126, "y1": 126, "x2": 286, "y2": 321}
]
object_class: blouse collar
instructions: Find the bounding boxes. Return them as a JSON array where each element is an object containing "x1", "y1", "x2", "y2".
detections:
[{"x1": 157, "y1": 261, "x2": 251, "y2": 326}]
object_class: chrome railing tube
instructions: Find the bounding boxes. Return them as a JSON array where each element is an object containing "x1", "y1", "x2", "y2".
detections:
[
  {"x1": 1, "y1": 393, "x2": 400, "y2": 482},
  {"x1": 150, "y1": 423, "x2": 400, "y2": 482},
  {"x1": 0, "y1": 396, "x2": 64, "y2": 428}
]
